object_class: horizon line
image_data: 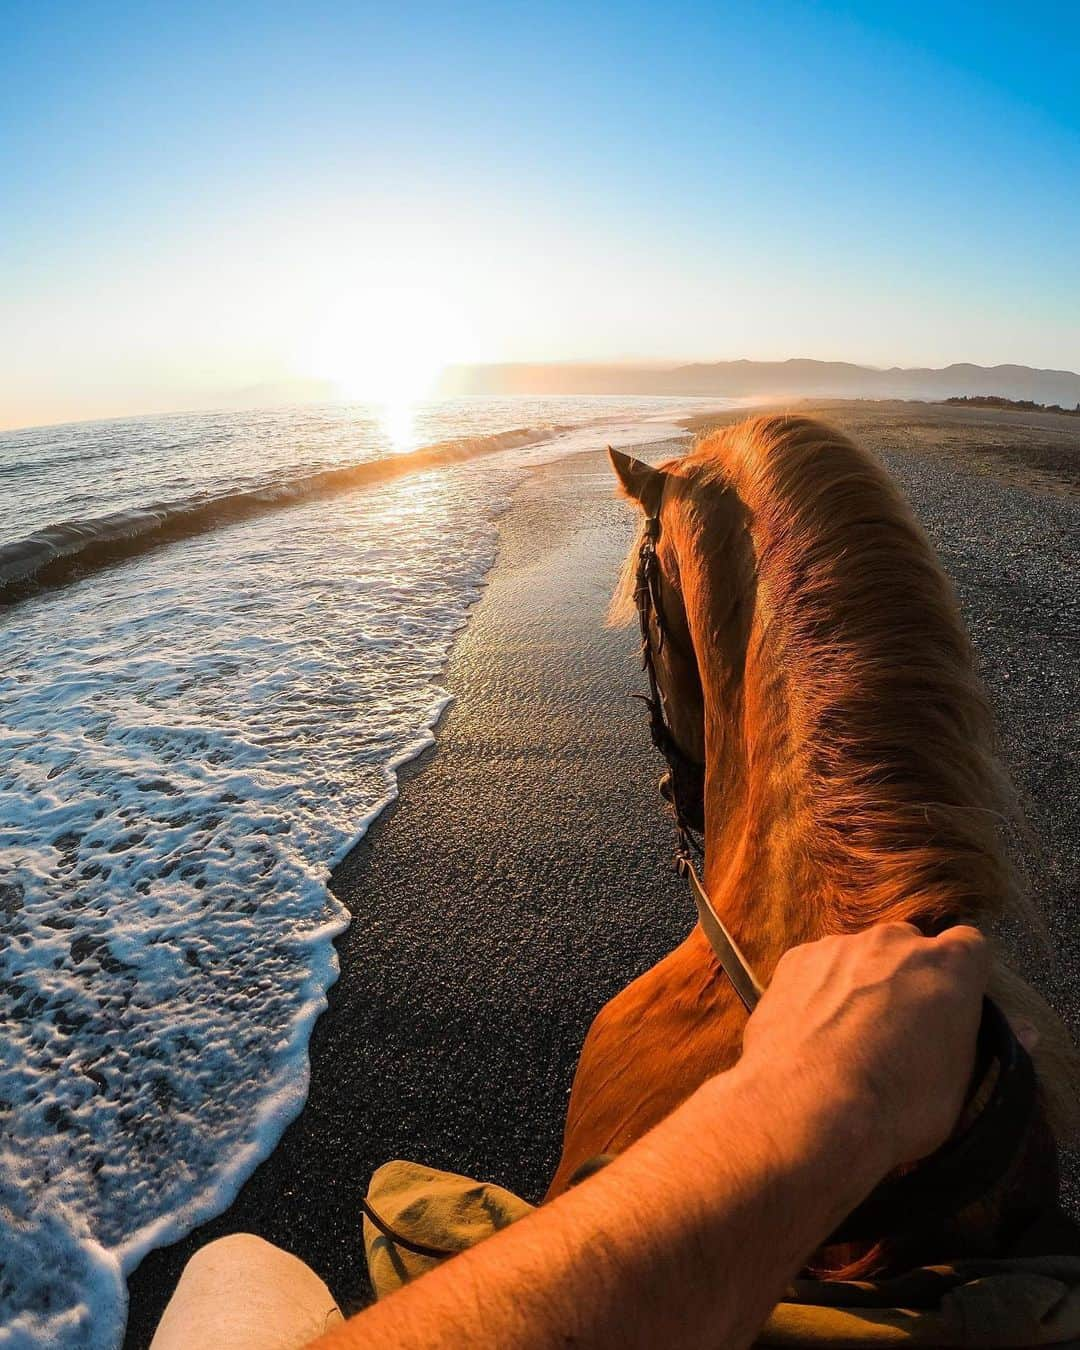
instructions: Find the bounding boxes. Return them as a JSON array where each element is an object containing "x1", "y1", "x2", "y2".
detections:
[{"x1": 4, "y1": 353, "x2": 1080, "y2": 436}]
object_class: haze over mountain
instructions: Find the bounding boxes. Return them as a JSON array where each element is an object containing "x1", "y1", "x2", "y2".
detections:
[{"x1": 437, "y1": 360, "x2": 1080, "y2": 408}]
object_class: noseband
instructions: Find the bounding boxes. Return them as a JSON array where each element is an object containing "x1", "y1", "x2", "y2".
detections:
[{"x1": 632, "y1": 508, "x2": 1037, "y2": 1249}]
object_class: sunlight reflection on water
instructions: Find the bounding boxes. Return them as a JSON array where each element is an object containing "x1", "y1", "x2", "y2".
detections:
[{"x1": 378, "y1": 398, "x2": 418, "y2": 453}]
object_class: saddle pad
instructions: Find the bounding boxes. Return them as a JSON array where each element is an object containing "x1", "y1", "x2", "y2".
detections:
[{"x1": 362, "y1": 1159, "x2": 1080, "y2": 1346}]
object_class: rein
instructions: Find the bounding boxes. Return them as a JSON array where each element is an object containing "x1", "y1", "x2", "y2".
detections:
[{"x1": 632, "y1": 509, "x2": 1038, "y2": 1246}]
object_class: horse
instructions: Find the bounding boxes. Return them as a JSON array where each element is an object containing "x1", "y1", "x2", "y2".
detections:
[{"x1": 547, "y1": 414, "x2": 1077, "y2": 1270}]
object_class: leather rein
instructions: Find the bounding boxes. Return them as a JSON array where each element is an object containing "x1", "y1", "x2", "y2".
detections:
[{"x1": 632, "y1": 510, "x2": 1038, "y2": 1245}]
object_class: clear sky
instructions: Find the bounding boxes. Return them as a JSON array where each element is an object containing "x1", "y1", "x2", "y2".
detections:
[{"x1": 2, "y1": 0, "x2": 1078, "y2": 428}]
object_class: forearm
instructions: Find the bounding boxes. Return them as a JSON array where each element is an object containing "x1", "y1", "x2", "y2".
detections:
[{"x1": 307, "y1": 1060, "x2": 889, "y2": 1350}]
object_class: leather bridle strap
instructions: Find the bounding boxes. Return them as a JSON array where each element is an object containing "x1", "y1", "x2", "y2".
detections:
[{"x1": 633, "y1": 515, "x2": 706, "y2": 867}]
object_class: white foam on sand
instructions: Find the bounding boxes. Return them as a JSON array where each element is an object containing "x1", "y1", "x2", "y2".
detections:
[{"x1": 0, "y1": 416, "x2": 701, "y2": 1347}]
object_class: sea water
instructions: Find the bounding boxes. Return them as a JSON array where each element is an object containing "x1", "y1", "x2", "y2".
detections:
[{"x1": 0, "y1": 395, "x2": 727, "y2": 1347}]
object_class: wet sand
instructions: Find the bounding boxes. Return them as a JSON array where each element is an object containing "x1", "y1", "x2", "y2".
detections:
[{"x1": 124, "y1": 402, "x2": 1079, "y2": 1346}]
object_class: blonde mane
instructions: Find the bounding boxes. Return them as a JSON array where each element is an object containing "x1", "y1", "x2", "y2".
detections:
[{"x1": 618, "y1": 414, "x2": 1026, "y2": 932}]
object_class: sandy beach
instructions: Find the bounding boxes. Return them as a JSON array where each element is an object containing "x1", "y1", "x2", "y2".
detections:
[{"x1": 124, "y1": 401, "x2": 1080, "y2": 1346}]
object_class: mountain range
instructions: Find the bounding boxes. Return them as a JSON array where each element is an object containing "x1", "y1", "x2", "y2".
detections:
[{"x1": 437, "y1": 359, "x2": 1080, "y2": 407}]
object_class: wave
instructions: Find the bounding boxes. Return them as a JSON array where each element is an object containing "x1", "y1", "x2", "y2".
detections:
[
  {"x1": 0, "y1": 456, "x2": 514, "y2": 1346},
  {"x1": 0, "y1": 424, "x2": 560, "y2": 603}
]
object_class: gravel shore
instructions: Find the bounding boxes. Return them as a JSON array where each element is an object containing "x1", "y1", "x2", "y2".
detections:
[{"x1": 124, "y1": 402, "x2": 1079, "y2": 1346}]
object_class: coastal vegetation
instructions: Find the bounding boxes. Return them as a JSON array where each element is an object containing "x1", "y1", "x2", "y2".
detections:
[{"x1": 943, "y1": 395, "x2": 1080, "y2": 416}]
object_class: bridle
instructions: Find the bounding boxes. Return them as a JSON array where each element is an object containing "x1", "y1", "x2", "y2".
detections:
[
  {"x1": 633, "y1": 514, "x2": 707, "y2": 872},
  {"x1": 633, "y1": 509, "x2": 1039, "y2": 1247}
]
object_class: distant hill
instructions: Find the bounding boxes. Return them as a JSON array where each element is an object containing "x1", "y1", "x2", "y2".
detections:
[
  {"x1": 219, "y1": 376, "x2": 337, "y2": 407},
  {"x1": 438, "y1": 359, "x2": 1080, "y2": 407}
]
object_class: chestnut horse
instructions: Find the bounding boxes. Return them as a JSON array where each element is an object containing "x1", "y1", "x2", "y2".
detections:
[{"x1": 549, "y1": 415, "x2": 1076, "y2": 1264}]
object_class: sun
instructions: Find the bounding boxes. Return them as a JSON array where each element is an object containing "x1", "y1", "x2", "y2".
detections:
[{"x1": 298, "y1": 287, "x2": 464, "y2": 407}]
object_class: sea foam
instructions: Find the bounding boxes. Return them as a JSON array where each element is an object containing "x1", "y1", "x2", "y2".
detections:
[{"x1": 0, "y1": 413, "x2": 700, "y2": 1347}]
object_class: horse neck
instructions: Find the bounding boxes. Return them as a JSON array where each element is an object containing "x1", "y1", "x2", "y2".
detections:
[
  {"x1": 681, "y1": 480, "x2": 1015, "y2": 980},
  {"x1": 669, "y1": 498, "x2": 821, "y2": 974}
]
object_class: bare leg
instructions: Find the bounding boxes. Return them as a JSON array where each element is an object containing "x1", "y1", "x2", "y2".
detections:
[{"x1": 150, "y1": 1233, "x2": 343, "y2": 1350}]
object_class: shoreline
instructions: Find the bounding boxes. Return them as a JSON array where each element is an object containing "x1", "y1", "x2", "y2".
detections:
[
  {"x1": 122, "y1": 434, "x2": 696, "y2": 1344},
  {"x1": 123, "y1": 404, "x2": 1079, "y2": 1345}
]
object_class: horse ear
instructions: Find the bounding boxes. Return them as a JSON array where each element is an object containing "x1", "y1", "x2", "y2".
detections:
[{"x1": 608, "y1": 447, "x2": 665, "y2": 514}]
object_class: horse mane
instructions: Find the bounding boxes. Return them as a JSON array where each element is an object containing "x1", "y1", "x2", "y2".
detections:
[{"x1": 614, "y1": 414, "x2": 1028, "y2": 936}]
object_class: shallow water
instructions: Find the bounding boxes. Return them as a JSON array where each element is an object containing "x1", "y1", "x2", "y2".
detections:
[
  {"x1": 0, "y1": 397, "x2": 723, "y2": 1346},
  {"x1": 0, "y1": 396, "x2": 717, "y2": 590}
]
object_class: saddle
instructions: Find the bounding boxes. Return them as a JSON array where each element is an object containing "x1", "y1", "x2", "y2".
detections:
[{"x1": 361, "y1": 1158, "x2": 1080, "y2": 1346}]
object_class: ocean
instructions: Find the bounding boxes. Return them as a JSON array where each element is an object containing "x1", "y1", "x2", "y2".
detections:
[{"x1": 0, "y1": 394, "x2": 728, "y2": 1347}]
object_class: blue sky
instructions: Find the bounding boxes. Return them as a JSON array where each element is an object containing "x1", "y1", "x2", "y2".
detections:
[{"x1": 2, "y1": 0, "x2": 1078, "y2": 427}]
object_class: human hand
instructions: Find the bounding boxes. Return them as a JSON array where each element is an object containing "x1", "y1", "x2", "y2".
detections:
[{"x1": 739, "y1": 923, "x2": 991, "y2": 1174}]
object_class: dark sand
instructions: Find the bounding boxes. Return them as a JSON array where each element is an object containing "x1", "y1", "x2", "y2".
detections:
[{"x1": 124, "y1": 402, "x2": 1079, "y2": 1346}]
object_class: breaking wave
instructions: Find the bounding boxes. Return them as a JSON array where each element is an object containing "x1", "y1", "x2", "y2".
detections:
[{"x1": 0, "y1": 426, "x2": 559, "y2": 602}]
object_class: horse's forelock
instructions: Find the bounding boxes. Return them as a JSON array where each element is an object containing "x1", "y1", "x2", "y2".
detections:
[{"x1": 607, "y1": 525, "x2": 642, "y2": 628}]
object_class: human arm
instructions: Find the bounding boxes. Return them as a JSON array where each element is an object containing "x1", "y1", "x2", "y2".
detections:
[{"x1": 306, "y1": 922, "x2": 989, "y2": 1350}]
